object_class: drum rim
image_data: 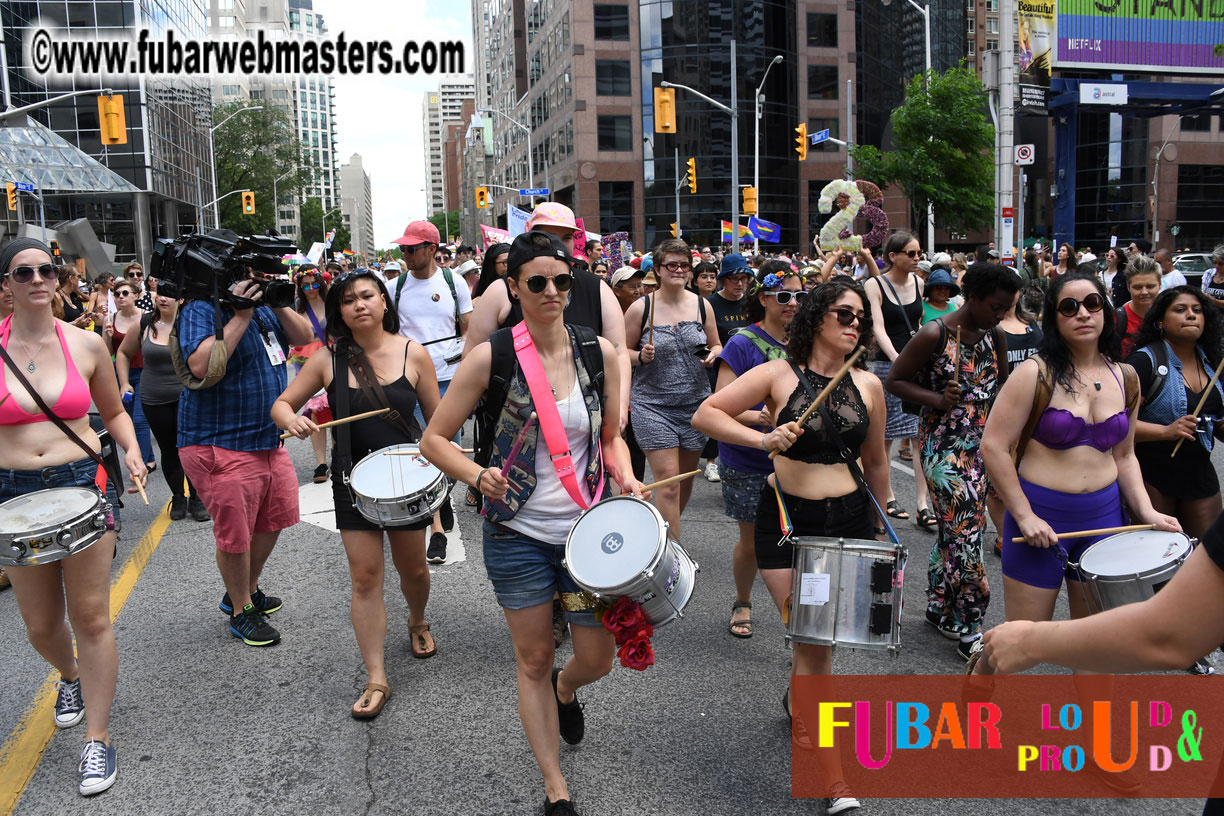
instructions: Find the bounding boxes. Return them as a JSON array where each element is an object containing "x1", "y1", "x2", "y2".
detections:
[
  {"x1": 0, "y1": 486, "x2": 105, "y2": 539},
  {"x1": 564, "y1": 495, "x2": 669, "y2": 591}
]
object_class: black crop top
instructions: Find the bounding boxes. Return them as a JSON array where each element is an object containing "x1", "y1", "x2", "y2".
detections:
[{"x1": 777, "y1": 368, "x2": 869, "y2": 464}]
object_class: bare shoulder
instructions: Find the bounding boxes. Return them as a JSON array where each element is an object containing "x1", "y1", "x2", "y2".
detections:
[{"x1": 851, "y1": 365, "x2": 883, "y2": 394}]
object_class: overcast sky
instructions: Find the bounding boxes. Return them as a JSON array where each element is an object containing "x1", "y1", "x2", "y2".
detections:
[{"x1": 314, "y1": 0, "x2": 474, "y2": 251}]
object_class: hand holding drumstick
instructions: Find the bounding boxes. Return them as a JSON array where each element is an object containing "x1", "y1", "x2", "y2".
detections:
[{"x1": 766, "y1": 348, "x2": 864, "y2": 460}]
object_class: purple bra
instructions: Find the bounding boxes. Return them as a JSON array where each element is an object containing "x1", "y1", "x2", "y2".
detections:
[{"x1": 1030, "y1": 364, "x2": 1129, "y2": 452}]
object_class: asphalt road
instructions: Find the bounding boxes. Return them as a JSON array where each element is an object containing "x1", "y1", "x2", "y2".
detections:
[{"x1": 0, "y1": 429, "x2": 1215, "y2": 816}]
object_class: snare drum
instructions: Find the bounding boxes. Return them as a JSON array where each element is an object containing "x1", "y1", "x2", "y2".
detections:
[
  {"x1": 787, "y1": 537, "x2": 906, "y2": 655},
  {"x1": 0, "y1": 487, "x2": 111, "y2": 567},
  {"x1": 347, "y1": 444, "x2": 449, "y2": 526},
  {"x1": 1074, "y1": 530, "x2": 1193, "y2": 614},
  {"x1": 564, "y1": 495, "x2": 698, "y2": 627}
]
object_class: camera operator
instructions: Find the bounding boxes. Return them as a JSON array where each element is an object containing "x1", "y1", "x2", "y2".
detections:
[{"x1": 176, "y1": 266, "x2": 314, "y2": 647}]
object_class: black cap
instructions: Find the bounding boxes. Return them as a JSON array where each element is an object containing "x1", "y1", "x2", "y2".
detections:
[{"x1": 507, "y1": 230, "x2": 573, "y2": 275}]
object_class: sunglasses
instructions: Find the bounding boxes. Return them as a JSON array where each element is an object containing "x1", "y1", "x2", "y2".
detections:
[
  {"x1": 129, "y1": 270, "x2": 143, "y2": 277},
  {"x1": 895, "y1": 250, "x2": 921, "y2": 259},
  {"x1": 1056, "y1": 293, "x2": 1106, "y2": 317},
  {"x1": 830, "y1": 307, "x2": 872, "y2": 332},
  {"x1": 300, "y1": 282, "x2": 321, "y2": 291},
  {"x1": 521, "y1": 273, "x2": 574, "y2": 294},
  {"x1": 115, "y1": 290, "x2": 133, "y2": 298},
  {"x1": 763, "y1": 290, "x2": 806, "y2": 305},
  {"x1": 661, "y1": 261, "x2": 692, "y2": 273},
  {"x1": 8, "y1": 263, "x2": 58, "y2": 284}
]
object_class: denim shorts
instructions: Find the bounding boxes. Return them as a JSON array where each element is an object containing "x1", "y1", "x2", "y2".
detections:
[
  {"x1": 0, "y1": 455, "x2": 120, "y2": 531},
  {"x1": 719, "y1": 462, "x2": 770, "y2": 524},
  {"x1": 481, "y1": 520, "x2": 601, "y2": 627}
]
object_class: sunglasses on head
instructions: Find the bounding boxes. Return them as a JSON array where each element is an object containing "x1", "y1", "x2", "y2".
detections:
[
  {"x1": 763, "y1": 290, "x2": 805, "y2": 305},
  {"x1": 1056, "y1": 293, "x2": 1105, "y2": 317},
  {"x1": 521, "y1": 273, "x2": 574, "y2": 294},
  {"x1": 8, "y1": 263, "x2": 57, "y2": 284},
  {"x1": 830, "y1": 307, "x2": 871, "y2": 331}
]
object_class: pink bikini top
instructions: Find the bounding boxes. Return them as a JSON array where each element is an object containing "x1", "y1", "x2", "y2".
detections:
[
  {"x1": 1030, "y1": 364, "x2": 1129, "y2": 452},
  {"x1": 0, "y1": 316, "x2": 92, "y2": 425}
]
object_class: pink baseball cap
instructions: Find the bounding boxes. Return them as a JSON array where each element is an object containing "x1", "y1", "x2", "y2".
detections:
[
  {"x1": 392, "y1": 220, "x2": 440, "y2": 247},
  {"x1": 525, "y1": 202, "x2": 578, "y2": 232}
]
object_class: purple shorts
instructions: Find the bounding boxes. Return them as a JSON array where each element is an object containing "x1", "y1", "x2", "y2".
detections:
[{"x1": 1001, "y1": 477, "x2": 1126, "y2": 590}]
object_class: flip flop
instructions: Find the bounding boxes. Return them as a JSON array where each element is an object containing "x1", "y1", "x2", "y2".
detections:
[
  {"x1": 409, "y1": 623, "x2": 437, "y2": 659},
  {"x1": 351, "y1": 682, "x2": 391, "y2": 719},
  {"x1": 885, "y1": 500, "x2": 910, "y2": 520},
  {"x1": 729, "y1": 601, "x2": 752, "y2": 638}
]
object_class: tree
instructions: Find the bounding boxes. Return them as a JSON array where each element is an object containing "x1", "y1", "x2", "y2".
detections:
[
  {"x1": 849, "y1": 66, "x2": 995, "y2": 236},
  {"x1": 428, "y1": 210, "x2": 463, "y2": 244},
  {"x1": 212, "y1": 102, "x2": 312, "y2": 236},
  {"x1": 298, "y1": 197, "x2": 351, "y2": 256}
]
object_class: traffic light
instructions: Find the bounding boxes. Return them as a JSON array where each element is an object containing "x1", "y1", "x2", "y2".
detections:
[
  {"x1": 49, "y1": 240, "x2": 60, "y2": 258},
  {"x1": 5, "y1": 183, "x2": 15, "y2": 211},
  {"x1": 795, "y1": 122, "x2": 807, "y2": 161},
  {"x1": 476, "y1": 187, "x2": 489, "y2": 209},
  {"x1": 654, "y1": 87, "x2": 676, "y2": 134},
  {"x1": 97, "y1": 94, "x2": 127, "y2": 145},
  {"x1": 241, "y1": 191, "x2": 255, "y2": 215},
  {"x1": 743, "y1": 187, "x2": 758, "y2": 216},
  {"x1": 670, "y1": 223, "x2": 679, "y2": 238},
  {"x1": 687, "y1": 158, "x2": 697, "y2": 194}
]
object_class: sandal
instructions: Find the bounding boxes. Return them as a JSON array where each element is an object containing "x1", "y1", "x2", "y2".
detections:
[
  {"x1": 729, "y1": 601, "x2": 753, "y2": 638},
  {"x1": 351, "y1": 682, "x2": 391, "y2": 719},
  {"x1": 916, "y1": 508, "x2": 937, "y2": 531},
  {"x1": 465, "y1": 486, "x2": 479, "y2": 508},
  {"x1": 885, "y1": 500, "x2": 910, "y2": 520},
  {"x1": 409, "y1": 623, "x2": 437, "y2": 659},
  {"x1": 994, "y1": 537, "x2": 1002, "y2": 557}
]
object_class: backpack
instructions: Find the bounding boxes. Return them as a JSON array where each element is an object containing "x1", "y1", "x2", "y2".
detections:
[
  {"x1": 394, "y1": 265, "x2": 462, "y2": 344},
  {"x1": 1136, "y1": 342, "x2": 1170, "y2": 407},
  {"x1": 732, "y1": 324, "x2": 786, "y2": 362}
]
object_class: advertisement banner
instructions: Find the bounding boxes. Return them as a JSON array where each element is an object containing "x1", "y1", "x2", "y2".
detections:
[
  {"x1": 1055, "y1": 0, "x2": 1224, "y2": 73},
  {"x1": 1017, "y1": 0, "x2": 1054, "y2": 114}
]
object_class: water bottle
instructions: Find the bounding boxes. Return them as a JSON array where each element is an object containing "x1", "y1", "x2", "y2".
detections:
[{"x1": 122, "y1": 390, "x2": 133, "y2": 409}]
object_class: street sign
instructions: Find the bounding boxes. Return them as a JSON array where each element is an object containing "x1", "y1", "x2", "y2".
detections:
[
  {"x1": 808, "y1": 129, "x2": 830, "y2": 146},
  {"x1": 519, "y1": 187, "x2": 550, "y2": 196},
  {"x1": 12, "y1": 182, "x2": 34, "y2": 192},
  {"x1": 1015, "y1": 144, "x2": 1035, "y2": 166}
]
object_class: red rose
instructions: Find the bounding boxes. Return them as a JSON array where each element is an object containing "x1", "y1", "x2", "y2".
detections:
[
  {"x1": 617, "y1": 636, "x2": 655, "y2": 671},
  {"x1": 601, "y1": 598, "x2": 650, "y2": 643}
]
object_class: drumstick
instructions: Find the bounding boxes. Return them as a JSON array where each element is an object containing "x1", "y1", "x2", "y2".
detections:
[
  {"x1": 648, "y1": 293, "x2": 655, "y2": 347},
  {"x1": 640, "y1": 470, "x2": 702, "y2": 493},
  {"x1": 280, "y1": 408, "x2": 389, "y2": 439},
  {"x1": 1010, "y1": 523, "x2": 1154, "y2": 544},
  {"x1": 133, "y1": 474, "x2": 149, "y2": 507},
  {"x1": 1171, "y1": 354, "x2": 1224, "y2": 457},
  {"x1": 387, "y1": 448, "x2": 475, "y2": 455},
  {"x1": 951, "y1": 326, "x2": 962, "y2": 386},
  {"x1": 768, "y1": 346, "x2": 865, "y2": 460},
  {"x1": 480, "y1": 412, "x2": 537, "y2": 517}
]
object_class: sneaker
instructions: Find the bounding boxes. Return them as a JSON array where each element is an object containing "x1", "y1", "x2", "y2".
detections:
[
  {"x1": 925, "y1": 609, "x2": 962, "y2": 640},
  {"x1": 438, "y1": 496, "x2": 455, "y2": 532},
  {"x1": 313, "y1": 463, "x2": 329, "y2": 483},
  {"x1": 54, "y1": 677, "x2": 85, "y2": 728},
  {"x1": 219, "y1": 587, "x2": 282, "y2": 616},
  {"x1": 229, "y1": 605, "x2": 281, "y2": 646},
  {"x1": 957, "y1": 637, "x2": 984, "y2": 663},
  {"x1": 704, "y1": 461, "x2": 721, "y2": 482},
  {"x1": 824, "y1": 782, "x2": 861, "y2": 814},
  {"x1": 426, "y1": 531, "x2": 447, "y2": 564},
  {"x1": 543, "y1": 797, "x2": 580, "y2": 816},
  {"x1": 552, "y1": 668, "x2": 585, "y2": 745},
  {"x1": 1188, "y1": 657, "x2": 1215, "y2": 676},
  {"x1": 78, "y1": 739, "x2": 116, "y2": 796},
  {"x1": 553, "y1": 597, "x2": 568, "y2": 646},
  {"x1": 187, "y1": 495, "x2": 211, "y2": 522},
  {"x1": 168, "y1": 496, "x2": 187, "y2": 520}
]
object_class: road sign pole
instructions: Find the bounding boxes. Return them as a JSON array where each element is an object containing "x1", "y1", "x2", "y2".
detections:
[{"x1": 35, "y1": 175, "x2": 44, "y2": 234}]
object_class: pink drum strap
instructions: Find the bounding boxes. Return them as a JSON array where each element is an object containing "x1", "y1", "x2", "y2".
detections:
[{"x1": 510, "y1": 322, "x2": 604, "y2": 510}]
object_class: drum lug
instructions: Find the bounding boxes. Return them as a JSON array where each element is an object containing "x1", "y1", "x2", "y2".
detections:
[
  {"x1": 93, "y1": 512, "x2": 108, "y2": 529},
  {"x1": 58, "y1": 529, "x2": 75, "y2": 547}
]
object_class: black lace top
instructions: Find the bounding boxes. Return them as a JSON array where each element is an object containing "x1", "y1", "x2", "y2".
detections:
[{"x1": 776, "y1": 368, "x2": 870, "y2": 464}]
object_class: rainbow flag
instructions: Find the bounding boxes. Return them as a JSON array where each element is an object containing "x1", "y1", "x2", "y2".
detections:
[
  {"x1": 342, "y1": 249, "x2": 356, "y2": 257},
  {"x1": 721, "y1": 220, "x2": 752, "y2": 241}
]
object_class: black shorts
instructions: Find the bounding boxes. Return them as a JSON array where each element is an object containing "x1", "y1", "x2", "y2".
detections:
[
  {"x1": 331, "y1": 477, "x2": 432, "y2": 533},
  {"x1": 753, "y1": 487, "x2": 874, "y2": 570}
]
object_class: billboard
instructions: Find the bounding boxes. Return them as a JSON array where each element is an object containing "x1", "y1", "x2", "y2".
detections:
[
  {"x1": 1018, "y1": 0, "x2": 1055, "y2": 113},
  {"x1": 1055, "y1": 0, "x2": 1224, "y2": 73}
]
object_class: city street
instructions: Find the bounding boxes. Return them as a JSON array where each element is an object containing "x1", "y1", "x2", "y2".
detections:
[{"x1": 0, "y1": 429, "x2": 1214, "y2": 816}]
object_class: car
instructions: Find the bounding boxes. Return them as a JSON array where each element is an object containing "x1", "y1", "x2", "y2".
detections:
[{"x1": 1174, "y1": 253, "x2": 1212, "y2": 288}]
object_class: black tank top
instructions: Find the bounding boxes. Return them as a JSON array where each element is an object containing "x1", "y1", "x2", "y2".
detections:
[
  {"x1": 505, "y1": 268, "x2": 603, "y2": 334},
  {"x1": 873, "y1": 274, "x2": 922, "y2": 354},
  {"x1": 325, "y1": 345, "x2": 422, "y2": 466}
]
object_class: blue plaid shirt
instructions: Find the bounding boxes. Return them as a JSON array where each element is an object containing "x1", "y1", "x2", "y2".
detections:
[{"x1": 176, "y1": 301, "x2": 289, "y2": 451}]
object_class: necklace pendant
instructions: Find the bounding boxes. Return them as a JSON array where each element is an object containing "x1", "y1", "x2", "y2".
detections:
[
  {"x1": 26, "y1": 361, "x2": 36, "y2": 373},
  {"x1": 1094, "y1": 381, "x2": 1101, "y2": 391}
]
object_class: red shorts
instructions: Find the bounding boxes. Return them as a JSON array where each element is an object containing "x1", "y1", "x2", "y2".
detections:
[{"x1": 180, "y1": 446, "x2": 300, "y2": 553}]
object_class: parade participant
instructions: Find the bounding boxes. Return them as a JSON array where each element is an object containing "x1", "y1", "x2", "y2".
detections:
[
  {"x1": 104, "y1": 280, "x2": 156, "y2": 471},
  {"x1": 609, "y1": 265, "x2": 648, "y2": 481},
  {"x1": 887, "y1": 264, "x2": 1019, "y2": 660},
  {"x1": 980, "y1": 273, "x2": 1179, "y2": 651},
  {"x1": 694, "y1": 277, "x2": 887, "y2": 814},
  {"x1": 120, "y1": 262, "x2": 153, "y2": 313},
  {"x1": 420, "y1": 230, "x2": 643, "y2": 816},
  {"x1": 584, "y1": 238, "x2": 604, "y2": 265},
  {"x1": 273, "y1": 269, "x2": 442, "y2": 716},
  {"x1": 863, "y1": 231, "x2": 933, "y2": 528},
  {"x1": 456, "y1": 258, "x2": 481, "y2": 294},
  {"x1": 1053, "y1": 242, "x2": 1077, "y2": 279},
  {"x1": 381, "y1": 260, "x2": 400, "y2": 282},
  {"x1": 1115, "y1": 254, "x2": 1161, "y2": 359},
  {"x1": 0, "y1": 279, "x2": 11, "y2": 589},
  {"x1": 641, "y1": 266, "x2": 658, "y2": 295},
  {"x1": 707, "y1": 254, "x2": 752, "y2": 345},
  {"x1": 289, "y1": 265, "x2": 331, "y2": 484},
  {"x1": 56, "y1": 266, "x2": 91, "y2": 328},
  {"x1": 590, "y1": 260, "x2": 609, "y2": 281},
  {"x1": 116, "y1": 286, "x2": 208, "y2": 522},
  {"x1": 920, "y1": 268, "x2": 959, "y2": 325},
  {"x1": 692, "y1": 261, "x2": 722, "y2": 481},
  {"x1": 177, "y1": 258, "x2": 315, "y2": 646},
  {"x1": 624, "y1": 238, "x2": 721, "y2": 537},
  {"x1": 1099, "y1": 246, "x2": 1124, "y2": 302},
  {"x1": 1155, "y1": 248, "x2": 1187, "y2": 291},
  {"x1": 1201, "y1": 244, "x2": 1224, "y2": 308},
  {"x1": 434, "y1": 245, "x2": 452, "y2": 268},
  {"x1": 390, "y1": 220, "x2": 473, "y2": 564},
  {"x1": 87, "y1": 272, "x2": 115, "y2": 319},
  {"x1": 708, "y1": 264, "x2": 802, "y2": 639},
  {"x1": 472, "y1": 242, "x2": 510, "y2": 302},
  {"x1": 0, "y1": 238, "x2": 145, "y2": 795}
]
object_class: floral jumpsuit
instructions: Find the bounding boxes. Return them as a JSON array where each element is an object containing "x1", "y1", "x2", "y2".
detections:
[{"x1": 918, "y1": 320, "x2": 1000, "y2": 637}]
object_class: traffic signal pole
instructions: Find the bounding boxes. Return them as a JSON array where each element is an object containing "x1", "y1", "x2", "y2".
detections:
[{"x1": 675, "y1": 149, "x2": 681, "y2": 239}]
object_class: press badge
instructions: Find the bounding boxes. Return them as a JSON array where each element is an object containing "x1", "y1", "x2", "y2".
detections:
[{"x1": 261, "y1": 331, "x2": 286, "y2": 366}]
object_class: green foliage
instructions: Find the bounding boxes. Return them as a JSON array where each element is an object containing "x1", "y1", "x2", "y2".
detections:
[
  {"x1": 212, "y1": 103, "x2": 312, "y2": 237},
  {"x1": 428, "y1": 210, "x2": 463, "y2": 244},
  {"x1": 848, "y1": 66, "x2": 995, "y2": 235},
  {"x1": 298, "y1": 197, "x2": 351, "y2": 256}
]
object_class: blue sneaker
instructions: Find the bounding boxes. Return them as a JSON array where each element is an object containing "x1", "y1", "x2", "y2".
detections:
[
  {"x1": 219, "y1": 587, "x2": 282, "y2": 616},
  {"x1": 54, "y1": 677, "x2": 85, "y2": 728},
  {"x1": 78, "y1": 739, "x2": 116, "y2": 796},
  {"x1": 229, "y1": 605, "x2": 281, "y2": 647}
]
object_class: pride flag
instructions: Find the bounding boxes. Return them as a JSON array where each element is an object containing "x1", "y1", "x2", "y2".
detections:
[
  {"x1": 748, "y1": 216, "x2": 781, "y2": 243},
  {"x1": 720, "y1": 220, "x2": 752, "y2": 242}
]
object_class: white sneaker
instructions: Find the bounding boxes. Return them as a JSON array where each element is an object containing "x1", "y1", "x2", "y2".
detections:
[
  {"x1": 78, "y1": 739, "x2": 116, "y2": 796},
  {"x1": 825, "y1": 782, "x2": 861, "y2": 814},
  {"x1": 704, "y1": 461, "x2": 721, "y2": 482}
]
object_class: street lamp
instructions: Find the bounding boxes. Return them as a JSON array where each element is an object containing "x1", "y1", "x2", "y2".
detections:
[
  {"x1": 1151, "y1": 115, "x2": 1185, "y2": 247},
  {"x1": 272, "y1": 165, "x2": 311, "y2": 239},
  {"x1": 753, "y1": 54, "x2": 784, "y2": 253},
  {"x1": 480, "y1": 107, "x2": 534, "y2": 193},
  {"x1": 208, "y1": 105, "x2": 263, "y2": 228}
]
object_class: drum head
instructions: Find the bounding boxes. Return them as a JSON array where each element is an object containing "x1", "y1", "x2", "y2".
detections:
[
  {"x1": 1079, "y1": 531, "x2": 1191, "y2": 577},
  {"x1": 566, "y1": 496, "x2": 665, "y2": 589},
  {"x1": 350, "y1": 445, "x2": 441, "y2": 500},
  {"x1": 0, "y1": 487, "x2": 99, "y2": 534}
]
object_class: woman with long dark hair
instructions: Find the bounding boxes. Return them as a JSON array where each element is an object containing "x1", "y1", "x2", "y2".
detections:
[
  {"x1": 55, "y1": 266, "x2": 91, "y2": 328},
  {"x1": 1054, "y1": 242, "x2": 1077, "y2": 279},
  {"x1": 273, "y1": 269, "x2": 442, "y2": 717},
  {"x1": 289, "y1": 265, "x2": 331, "y2": 483},
  {"x1": 1100, "y1": 246, "x2": 1124, "y2": 303},
  {"x1": 981, "y1": 272, "x2": 1179, "y2": 652},
  {"x1": 104, "y1": 279, "x2": 156, "y2": 471},
  {"x1": 472, "y1": 242, "x2": 510, "y2": 301}
]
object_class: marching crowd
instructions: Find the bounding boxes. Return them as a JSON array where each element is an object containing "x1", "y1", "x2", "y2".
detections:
[{"x1": 2, "y1": 208, "x2": 1224, "y2": 815}]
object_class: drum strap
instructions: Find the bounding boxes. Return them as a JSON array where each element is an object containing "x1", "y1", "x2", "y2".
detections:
[
  {"x1": 510, "y1": 322, "x2": 604, "y2": 510},
  {"x1": 334, "y1": 350, "x2": 354, "y2": 485}
]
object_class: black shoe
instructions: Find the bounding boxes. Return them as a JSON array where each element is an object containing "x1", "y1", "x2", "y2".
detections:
[
  {"x1": 187, "y1": 495, "x2": 211, "y2": 522},
  {"x1": 229, "y1": 605, "x2": 280, "y2": 646},
  {"x1": 313, "y1": 463, "x2": 329, "y2": 484},
  {"x1": 824, "y1": 782, "x2": 861, "y2": 814},
  {"x1": 957, "y1": 637, "x2": 984, "y2": 663},
  {"x1": 168, "y1": 496, "x2": 187, "y2": 521},
  {"x1": 543, "y1": 797, "x2": 579, "y2": 816},
  {"x1": 925, "y1": 609, "x2": 962, "y2": 640},
  {"x1": 552, "y1": 598, "x2": 568, "y2": 646},
  {"x1": 1189, "y1": 657, "x2": 1216, "y2": 675},
  {"x1": 438, "y1": 496, "x2": 454, "y2": 532},
  {"x1": 426, "y1": 532, "x2": 447, "y2": 564},
  {"x1": 552, "y1": 668, "x2": 585, "y2": 745},
  {"x1": 219, "y1": 587, "x2": 282, "y2": 616}
]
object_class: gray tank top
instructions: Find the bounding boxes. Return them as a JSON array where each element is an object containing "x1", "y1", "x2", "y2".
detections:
[
  {"x1": 631, "y1": 310, "x2": 711, "y2": 408},
  {"x1": 140, "y1": 334, "x2": 184, "y2": 405}
]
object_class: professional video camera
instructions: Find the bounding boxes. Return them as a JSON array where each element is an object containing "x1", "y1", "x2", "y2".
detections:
[{"x1": 148, "y1": 229, "x2": 297, "y2": 309}]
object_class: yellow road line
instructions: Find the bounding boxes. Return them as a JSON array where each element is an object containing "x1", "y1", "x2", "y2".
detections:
[{"x1": 0, "y1": 501, "x2": 173, "y2": 815}]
